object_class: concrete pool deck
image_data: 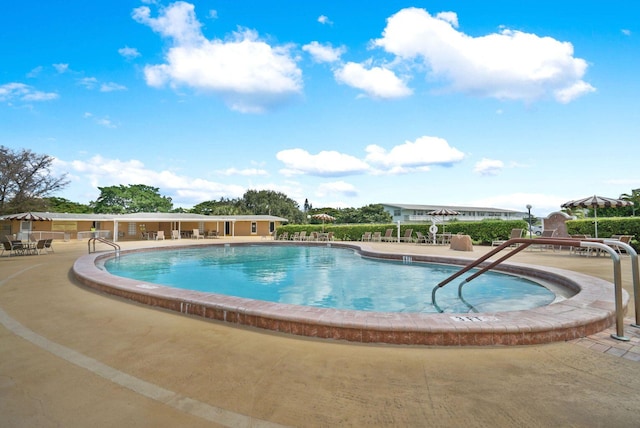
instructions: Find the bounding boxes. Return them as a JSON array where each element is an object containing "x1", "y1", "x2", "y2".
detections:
[{"x1": 1, "y1": 238, "x2": 639, "y2": 426}]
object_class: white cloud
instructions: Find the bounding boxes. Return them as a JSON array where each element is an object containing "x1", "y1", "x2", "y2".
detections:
[
  {"x1": 0, "y1": 82, "x2": 58, "y2": 103},
  {"x1": 302, "y1": 41, "x2": 345, "y2": 63},
  {"x1": 78, "y1": 77, "x2": 99, "y2": 89},
  {"x1": 316, "y1": 181, "x2": 358, "y2": 198},
  {"x1": 276, "y1": 148, "x2": 370, "y2": 177},
  {"x1": 60, "y1": 155, "x2": 246, "y2": 205},
  {"x1": 473, "y1": 158, "x2": 504, "y2": 176},
  {"x1": 53, "y1": 63, "x2": 69, "y2": 73},
  {"x1": 118, "y1": 46, "x2": 141, "y2": 59},
  {"x1": 374, "y1": 7, "x2": 595, "y2": 103},
  {"x1": 133, "y1": 2, "x2": 303, "y2": 113},
  {"x1": 216, "y1": 167, "x2": 269, "y2": 176},
  {"x1": 622, "y1": 29, "x2": 631, "y2": 36},
  {"x1": 100, "y1": 82, "x2": 127, "y2": 92},
  {"x1": 27, "y1": 66, "x2": 43, "y2": 78},
  {"x1": 365, "y1": 136, "x2": 465, "y2": 173},
  {"x1": 334, "y1": 62, "x2": 412, "y2": 99},
  {"x1": 318, "y1": 15, "x2": 333, "y2": 25}
]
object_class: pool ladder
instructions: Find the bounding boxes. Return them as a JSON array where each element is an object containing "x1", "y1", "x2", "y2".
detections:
[
  {"x1": 88, "y1": 237, "x2": 121, "y2": 257},
  {"x1": 431, "y1": 237, "x2": 640, "y2": 341}
]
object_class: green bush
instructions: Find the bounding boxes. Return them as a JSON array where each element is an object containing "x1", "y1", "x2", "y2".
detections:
[
  {"x1": 276, "y1": 219, "x2": 528, "y2": 245},
  {"x1": 566, "y1": 217, "x2": 640, "y2": 251}
]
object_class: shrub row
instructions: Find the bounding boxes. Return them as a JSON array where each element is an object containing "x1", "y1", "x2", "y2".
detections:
[
  {"x1": 276, "y1": 220, "x2": 528, "y2": 245},
  {"x1": 566, "y1": 217, "x2": 640, "y2": 250}
]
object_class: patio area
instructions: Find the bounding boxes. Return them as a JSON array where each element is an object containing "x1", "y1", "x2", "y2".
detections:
[{"x1": 1, "y1": 238, "x2": 639, "y2": 426}]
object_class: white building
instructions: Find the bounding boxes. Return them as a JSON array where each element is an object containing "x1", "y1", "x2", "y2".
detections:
[{"x1": 381, "y1": 203, "x2": 526, "y2": 223}]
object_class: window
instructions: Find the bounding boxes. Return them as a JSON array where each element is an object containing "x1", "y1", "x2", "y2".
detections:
[
  {"x1": 251, "y1": 222, "x2": 257, "y2": 234},
  {"x1": 128, "y1": 222, "x2": 137, "y2": 236},
  {"x1": 393, "y1": 209, "x2": 401, "y2": 217}
]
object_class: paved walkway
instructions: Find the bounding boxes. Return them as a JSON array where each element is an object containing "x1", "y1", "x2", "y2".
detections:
[{"x1": 1, "y1": 238, "x2": 639, "y2": 427}]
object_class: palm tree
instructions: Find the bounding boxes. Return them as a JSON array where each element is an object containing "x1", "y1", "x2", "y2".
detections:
[{"x1": 619, "y1": 188, "x2": 639, "y2": 216}]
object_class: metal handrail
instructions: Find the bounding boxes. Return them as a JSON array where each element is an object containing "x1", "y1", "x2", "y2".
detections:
[
  {"x1": 88, "y1": 237, "x2": 120, "y2": 256},
  {"x1": 431, "y1": 237, "x2": 634, "y2": 341}
]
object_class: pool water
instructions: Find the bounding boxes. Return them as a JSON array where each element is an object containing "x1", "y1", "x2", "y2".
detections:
[{"x1": 104, "y1": 245, "x2": 556, "y2": 313}]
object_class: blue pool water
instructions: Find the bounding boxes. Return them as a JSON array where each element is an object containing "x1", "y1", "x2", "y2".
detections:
[{"x1": 103, "y1": 245, "x2": 556, "y2": 313}]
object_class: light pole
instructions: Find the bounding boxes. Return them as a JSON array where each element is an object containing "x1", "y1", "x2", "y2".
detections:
[{"x1": 526, "y1": 204, "x2": 532, "y2": 237}]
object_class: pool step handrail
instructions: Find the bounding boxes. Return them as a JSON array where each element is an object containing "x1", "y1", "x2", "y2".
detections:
[
  {"x1": 431, "y1": 237, "x2": 637, "y2": 341},
  {"x1": 88, "y1": 236, "x2": 120, "y2": 257}
]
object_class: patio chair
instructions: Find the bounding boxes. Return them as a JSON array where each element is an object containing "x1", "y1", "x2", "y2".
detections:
[
  {"x1": 439, "y1": 232, "x2": 452, "y2": 245},
  {"x1": 290, "y1": 232, "x2": 299, "y2": 241},
  {"x1": 298, "y1": 231, "x2": 307, "y2": 241},
  {"x1": 371, "y1": 231, "x2": 382, "y2": 242},
  {"x1": 381, "y1": 229, "x2": 394, "y2": 242},
  {"x1": 1, "y1": 240, "x2": 25, "y2": 256},
  {"x1": 492, "y1": 228, "x2": 523, "y2": 247},
  {"x1": 206, "y1": 230, "x2": 218, "y2": 238},
  {"x1": 43, "y1": 239, "x2": 54, "y2": 253},
  {"x1": 155, "y1": 231, "x2": 165, "y2": 240},
  {"x1": 277, "y1": 232, "x2": 288, "y2": 240},
  {"x1": 171, "y1": 230, "x2": 180, "y2": 240},
  {"x1": 415, "y1": 231, "x2": 428, "y2": 244},
  {"x1": 361, "y1": 231, "x2": 372, "y2": 241},
  {"x1": 399, "y1": 229, "x2": 414, "y2": 243},
  {"x1": 192, "y1": 229, "x2": 204, "y2": 239},
  {"x1": 33, "y1": 239, "x2": 48, "y2": 255}
]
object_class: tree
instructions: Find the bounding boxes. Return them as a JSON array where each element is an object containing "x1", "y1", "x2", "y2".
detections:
[
  {"x1": 91, "y1": 184, "x2": 173, "y2": 213},
  {"x1": 238, "y1": 190, "x2": 304, "y2": 223},
  {"x1": 44, "y1": 197, "x2": 93, "y2": 213},
  {"x1": 191, "y1": 198, "x2": 246, "y2": 215},
  {"x1": 620, "y1": 189, "x2": 639, "y2": 216},
  {"x1": 0, "y1": 146, "x2": 69, "y2": 214}
]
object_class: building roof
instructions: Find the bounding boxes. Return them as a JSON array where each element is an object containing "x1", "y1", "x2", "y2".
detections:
[
  {"x1": 380, "y1": 203, "x2": 523, "y2": 214},
  {"x1": 0, "y1": 212, "x2": 288, "y2": 222}
]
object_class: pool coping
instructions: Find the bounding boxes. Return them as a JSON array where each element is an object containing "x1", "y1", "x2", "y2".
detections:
[{"x1": 72, "y1": 241, "x2": 627, "y2": 346}]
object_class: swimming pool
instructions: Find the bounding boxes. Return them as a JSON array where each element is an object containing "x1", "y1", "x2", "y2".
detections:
[
  {"x1": 74, "y1": 241, "x2": 621, "y2": 345},
  {"x1": 104, "y1": 245, "x2": 556, "y2": 313}
]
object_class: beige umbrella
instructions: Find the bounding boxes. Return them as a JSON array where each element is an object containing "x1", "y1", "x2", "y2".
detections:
[
  {"x1": 561, "y1": 195, "x2": 632, "y2": 238},
  {"x1": 0, "y1": 212, "x2": 52, "y2": 222},
  {"x1": 428, "y1": 208, "x2": 459, "y2": 233},
  {"x1": 311, "y1": 213, "x2": 336, "y2": 232}
]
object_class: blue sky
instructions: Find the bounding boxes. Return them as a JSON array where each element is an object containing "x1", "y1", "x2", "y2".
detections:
[{"x1": 2, "y1": 1, "x2": 638, "y2": 217}]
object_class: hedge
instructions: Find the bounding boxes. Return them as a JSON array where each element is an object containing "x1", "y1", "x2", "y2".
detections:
[
  {"x1": 276, "y1": 219, "x2": 528, "y2": 245},
  {"x1": 566, "y1": 217, "x2": 640, "y2": 251}
]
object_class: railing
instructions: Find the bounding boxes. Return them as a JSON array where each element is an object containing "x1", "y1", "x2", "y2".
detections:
[
  {"x1": 78, "y1": 230, "x2": 111, "y2": 240},
  {"x1": 431, "y1": 237, "x2": 639, "y2": 342},
  {"x1": 88, "y1": 237, "x2": 120, "y2": 257}
]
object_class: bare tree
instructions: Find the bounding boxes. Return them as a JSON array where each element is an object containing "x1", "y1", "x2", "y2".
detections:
[{"x1": 0, "y1": 146, "x2": 69, "y2": 214}]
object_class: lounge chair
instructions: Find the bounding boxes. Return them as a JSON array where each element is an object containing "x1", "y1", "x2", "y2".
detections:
[
  {"x1": 1, "y1": 240, "x2": 25, "y2": 256},
  {"x1": 43, "y1": 239, "x2": 54, "y2": 253},
  {"x1": 171, "y1": 230, "x2": 180, "y2": 240},
  {"x1": 290, "y1": 232, "x2": 299, "y2": 241},
  {"x1": 192, "y1": 229, "x2": 204, "y2": 239},
  {"x1": 371, "y1": 231, "x2": 382, "y2": 242},
  {"x1": 206, "y1": 230, "x2": 218, "y2": 238},
  {"x1": 278, "y1": 232, "x2": 288, "y2": 240},
  {"x1": 298, "y1": 231, "x2": 307, "y2": 241},
  {"x1": 399, "y1": 229, "x2": 414, "y2": 243},
  {"x1": 492, "y1": 228, "x2": 523, "y2": 247},
  {"x1": 33, "y1": 239, "x2": 48, "y2": 255},
  {"x1": 415, "y1": 231, "x2": 428, "y2": 244},
  {"x1": 361, "y1": 231, "x2": 372, "y2": 241},
  {"x1": 381, "y1": 229, "x2": 394, "y2": 242},
  {"x1": 155, "y1": 231, "x2": 165, "y2": 240}
]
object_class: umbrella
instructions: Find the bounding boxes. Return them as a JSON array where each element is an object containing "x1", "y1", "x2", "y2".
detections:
[
  {"x1": 0, "y1": 212, "x2": 52, "y2": 222},
  {"x1": 311, "y1": 213, "x2": 336, "y2": 232},
  {"x1": 561, "y1": 195, "x2": 632, "y2": 238},
  {"x1": 428, "y1": 208, "x2": 459, "y2": 233}
]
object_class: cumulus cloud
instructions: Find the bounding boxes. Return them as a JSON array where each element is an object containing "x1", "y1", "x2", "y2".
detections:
[
  {"x1": 303, "y1": 41, "x2": 345, "y2": 63},
  {"x1": 0, "y1": 82, "x2": 58, "y2": 103},
  {"x1": 316, "y1": 181, "x2": 358, "y2": 198},
  {"x1": 318, "y1": 15, "x2": 333, "y2": 25},
  {"x1": 334, "y1": 62, "x2": 412, "y2": 99},
  {"x1": 473, "y1": 158, "x2": 504, "y2": 176},
  {"x1": 53, "y1": 63, "x2": 69, "y2": 73},
  {"x1": 100, "y1": 82, "x2": 127, "y2": 92},
  {"x1": 276, "y1": 148, "x2": 370, "y2": 177},
  {"x1": 365, "y1": 136, "x2": 465, "y2": 173},
  {"x1": 216, "y1": 167, "x2": 269, "y2": 176},
  {"x1": 59, "y1": 155, "x2": 245, "y2": 204},
  {"x1": 133, "y1": 1, "x2": 303, "y2": 113},
  {"x1": 118, "y1": 46, "x2": 141, "y2": 59},
  {"x1": 373, "y1": 7, "x2": 595, "y2": 103}
]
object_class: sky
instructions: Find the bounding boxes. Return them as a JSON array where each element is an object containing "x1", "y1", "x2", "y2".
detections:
[{"x1": 1, "y1": 1, "x2": 639, "y2": 217}]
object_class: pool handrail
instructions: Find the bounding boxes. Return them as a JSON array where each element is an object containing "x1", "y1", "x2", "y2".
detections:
[
  {"x1": 431, "y1": 237, "x2": 635, "y2": 341},
  {"x1": 88, "y1": 236, "x2": 120, "y2": 257}
]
